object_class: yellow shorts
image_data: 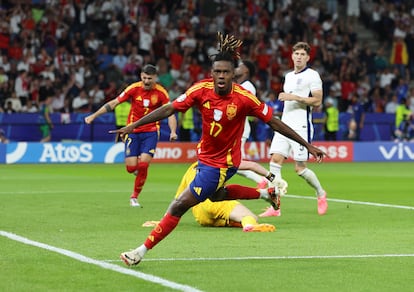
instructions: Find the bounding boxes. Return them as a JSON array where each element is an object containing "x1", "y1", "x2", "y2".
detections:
[{"x1": 176, "y1": 162, "x2": 239, "y2": 227}]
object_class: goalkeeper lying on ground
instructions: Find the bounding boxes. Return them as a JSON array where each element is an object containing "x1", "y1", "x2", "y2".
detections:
[{"x1": 144, "y1": 161, "x2": 288, "y2": 232}]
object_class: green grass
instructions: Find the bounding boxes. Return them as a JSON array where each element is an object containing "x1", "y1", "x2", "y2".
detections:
[{"x1": 1, "y1": 162, "x2": 414, "y2": 292}]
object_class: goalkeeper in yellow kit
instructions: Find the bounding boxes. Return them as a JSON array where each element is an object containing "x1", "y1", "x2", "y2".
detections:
[{"x1": 175, "y1": 161, "x2": 286, "y2": 232}]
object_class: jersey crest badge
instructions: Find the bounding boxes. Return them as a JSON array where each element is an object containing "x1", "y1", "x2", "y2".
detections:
[
  {"x1": 213, "y1": 109, "x2": 223, "y2": 121},
  {"x1": 226, "y1": 103, "x2": 237, "y2": 120},
  {"x1": 151, "y1": 95, "x2": 158, "y2": 104},
  {"x1": 143, "y1": 99, "x2": 150, "y2": 107}
]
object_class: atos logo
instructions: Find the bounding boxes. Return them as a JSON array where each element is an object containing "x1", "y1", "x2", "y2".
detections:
[
  {"x1": 379, "y1": 143, "x2": 414, "y2": 160},
  {"x1": 40, "y1": 143, "x2": 93, "y2": 162}
]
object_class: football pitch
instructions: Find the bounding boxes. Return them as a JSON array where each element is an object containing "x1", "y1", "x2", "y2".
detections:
[{"x1": 1, "y1": 162, "x2": 413, "y2": 292}]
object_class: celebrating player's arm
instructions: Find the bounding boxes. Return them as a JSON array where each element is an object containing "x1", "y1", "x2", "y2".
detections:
[
  {"x1": 85, "y1": 99, "x2": 119, "y2": 124},
  {"x1": 110, "y1": 103, "x2": 175, "y2": 134},
  {"x1": 112, "y1": 103, "x2": 326, "y2": 163}
]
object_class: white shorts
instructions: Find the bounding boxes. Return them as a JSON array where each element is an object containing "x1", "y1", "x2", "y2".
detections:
[{"x1": 269, "y1": 130, "x2": 310, "y2": 162}]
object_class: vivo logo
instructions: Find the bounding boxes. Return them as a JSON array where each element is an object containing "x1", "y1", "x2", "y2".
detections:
[
  {"x1": 40, "y1": 144, "x2": 93, "y2": 162},
  {"x1": 378, "y1": 143, "x2": 414, "y2": 160}
]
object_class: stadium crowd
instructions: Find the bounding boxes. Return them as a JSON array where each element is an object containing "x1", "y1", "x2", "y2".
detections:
[{"x1": 1, "y1": 0, "x2": 414, "y2": 140}]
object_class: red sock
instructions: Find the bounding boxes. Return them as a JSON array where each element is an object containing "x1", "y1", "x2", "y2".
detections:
[
  {"x1": 224, "y1": 184, "x2": 261, "y2": 200},
  {"x1": 144, "y1": 212, "x2": 180, "y2": 249},
  {"x1": 131, "y1": 162, "x2": 149, "y2": 199},
  {"x1": 126, "y1": 164, "x2": 137, "y2": 174}
]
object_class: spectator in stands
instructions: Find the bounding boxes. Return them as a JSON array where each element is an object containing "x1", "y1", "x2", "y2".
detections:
[
  {"x1": 4, "y1": 100, "x2": 15, "y2": 114},
  {"x1": 394, "y1": 113, "x2": 414, "y2": 142},
  {"x1": 374, "y1": 46, "x2": 389, "y2": 72},
  {"x1": 95, "y1": 45, "x2": 113, "y2": 72},
  {"x1": 0, "y1": 66, "x2": 8, "y2": 85},
  {"x1": 85, "y1": 31, "x2": 102, "y2": 56},
  {"x1": 107, "y1": 13, "x2": 122, "y2": 39},
  {"x1": 103, "y1": 81, "x2": 118, "y2": 103},
  {"x1": 21, "y1": 99, "x2": 38, "y2": 113},
  {"x1": 14, "y1": 69, "x2": 29, "y2": 104},
  {"x1": 60, "y1": 97, "x2": 73, "y2": 114},
  {"x1": 72, "y1": 89, "x2": 90, "y2": 113},
  {"x1": 0, "y1": 128, "x2": 9, "y2": 143},
  {"x1": 394, "y1": 78, "x2": 409, "y2": 103},
  {"x1": 123, "y1": 46, "x2": 143, "y2": 77},
  {"x1": 157, "y1": 58, "x2": 174, "y2": 90},
  {"x1": 343, "y1": 118, "x2": 358, "y2": 141},
  {"x1": 369, "y1": 86, "x2": 386, "y2": 113},
  {"x1": 347, "y1": 93, "x2": 366, "y2": 141},
  {"x1": 0, "y1": 56, "x2": 11, "y2": 74},
  {"x1": 395, "y1": 97, "x2": 412, "y2": 131},
  {"x1": 89, "y1": 83, "x2": 105, "y2": 111},
  {"x1": 323, "y1": 97, "x2": 339, "y2": 141},
  {"x1": 38, "y1": 76, "x2": 55, "y2": 103},
  {"x1": 339, "y1": 73, "x2": 356, "y2": 112},
  {"x1": 5, "y1": 90, "x2": 22, "y2": 113},
  {"x1": 168, "y1": 82, "x2": 182, "y2": 102},
  {"x1": 408, "y1": 87, "x2": 414, "y2": 113},
  {"x1": 389, "y1": 35, "x2": 409, "y2": 79},
  {"x1": 138, "y1": 22, "x2": 153, "y2": 57},
  {"x1": 385, "y1": 94, "x2": 399, "y2": 114},
  {"x1": 113, "y1": 47, "x2": 128, "y2": 72}
]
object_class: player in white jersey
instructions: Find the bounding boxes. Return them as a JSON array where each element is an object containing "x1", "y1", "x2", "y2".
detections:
[
  {"x1": 235, "y1": 60, "x2": 268, "y2": 189},
  {"x1": 261, "y1": 42, "x2": 328, "y2": 217}
]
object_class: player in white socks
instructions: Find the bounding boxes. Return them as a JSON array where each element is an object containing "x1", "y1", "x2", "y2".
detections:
[{"x1": 262, "y1": 42, "x2": 328, "y2": 217}]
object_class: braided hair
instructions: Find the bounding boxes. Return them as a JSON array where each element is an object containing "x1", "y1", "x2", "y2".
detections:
[{"x1": 212, "y1": 32, "x2": 243, "y2": 67}]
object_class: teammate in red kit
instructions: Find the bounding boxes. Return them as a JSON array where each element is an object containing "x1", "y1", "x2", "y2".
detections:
[
  {"x1": 113, "y1": 33, "x2": 325, "y2": 266},
  {"x1": 85, "y1": 64, "x2": 177, "y2": 207}
]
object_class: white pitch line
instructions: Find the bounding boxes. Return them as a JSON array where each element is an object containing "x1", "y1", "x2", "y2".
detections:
[
  {"x1": 284, "y1": 194, "x2": 414, "y2": 210},
  {"x1": 137, "y1": 253, "x2": 414, "y2": 262},
  {"x1": 0, "y1": 231, "x2": 203, "y2": 292}
]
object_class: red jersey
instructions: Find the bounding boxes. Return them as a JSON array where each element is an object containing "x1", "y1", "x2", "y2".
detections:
[
  {"x1": 117, "y1": 82, "x2": 170, "y2": 133},
  {"x1": 172, "y1": 79, "x2": 273, "y2": 168}
]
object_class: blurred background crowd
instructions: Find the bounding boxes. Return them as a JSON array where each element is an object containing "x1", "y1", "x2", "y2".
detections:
[{"x1": 1, "y1": 0, "x2": 414, "y2": 141}]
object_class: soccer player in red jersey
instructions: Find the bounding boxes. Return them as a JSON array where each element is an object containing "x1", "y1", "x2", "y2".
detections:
[
  {"x1": 85, "y1": 64, "x2": 177, "y2": 207},
  {"x1": 113, "y1": 33, "x2": 325, "y2": 266}
]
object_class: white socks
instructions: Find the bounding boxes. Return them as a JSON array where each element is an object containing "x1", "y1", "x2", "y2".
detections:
[
  {"x1": 298, "y1": 168, "x2": 325, "y2": 196},
  {"x1": 134, "y1": 245, "x2": 148, "y2": 257},
  {"x1": 269, "y1": 161, "x2": 282, "y2": 180}
]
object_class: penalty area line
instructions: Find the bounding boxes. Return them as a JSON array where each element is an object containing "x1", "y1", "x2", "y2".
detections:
[{"x1": 0, "y1": 230, "x2": 203, "y2": 292}]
